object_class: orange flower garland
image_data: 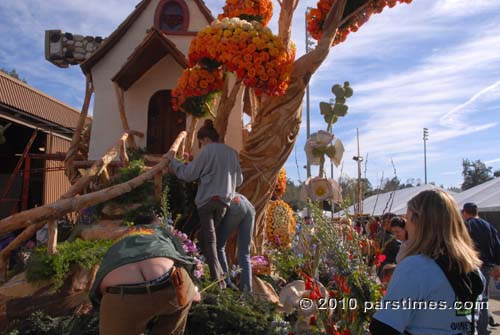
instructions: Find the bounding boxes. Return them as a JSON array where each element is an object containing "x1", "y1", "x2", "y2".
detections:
[
  {"x1": 172, "y1": 66, "x2": 224, "y2": 117},
  {"x1": 189, "y1": 18, "x2": 295, "y2": 96},
  {"x1": 266, "y1": 200, "x2": 296, "y2": 249},
  {"x1": 307, "y1": 0, "x2": 412, "y2": 46},
  {"x1": 272, "y1": 168, "x2": 287, "y2": 199},
  {"x1": 219, "y1": 0, "x2": 273, "y2": 26}
]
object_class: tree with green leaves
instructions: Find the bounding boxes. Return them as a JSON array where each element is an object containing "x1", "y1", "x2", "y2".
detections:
[
  {"x1": 0, "y1": 68, "x2": 27, "y2": 83},
  {"x1": 461, "y1": 158, "x2": 493, "y2": 191}
]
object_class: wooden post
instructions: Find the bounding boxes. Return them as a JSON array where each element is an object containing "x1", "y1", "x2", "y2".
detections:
[
  {"x1": 65, "y1": 75, "x2": 93, "y2": 182},
  {"x1": 47, "y1": 220, "x2": 58, "y2": 255},
  {"x1": 21, "y1": 156, "x2": 31, "y2": 211},
  {"x1": 119, "y1": 136, "x2": 129, "y2": 166},
  {"x1": 0, "y1": 221, "x2": 46, "y2": 282},
  {"x1": 186, "y1": 118, "x2": 199, "y2": 153},
  {"x1": 113, "y1": 82, "x2": 136, "y2": 150},
  {"x1": 101, "y1": 167, "x2": 110, "y2": 184}
]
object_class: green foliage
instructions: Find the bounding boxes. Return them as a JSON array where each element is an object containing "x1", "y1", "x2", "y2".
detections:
[
  {"x1": 282, "y1": 179, "x2": 306, "y2": 211},
  {"x1": 26, "y1": 239, "x2": 114, "y2": 289},
  {"x1": 462, "y1": 158, "x2": 494, "y2": 190},
  {"x1": 126, "y1": 147, "x2": 148, "y2": 162},
  {"x1": 181, "y1": 91, "x2": 219, "y2": 118},
  {"x1": 6, "y1": 311, "x2": 99, "y2": 335},
  {"x1": 1, "y1": 67, "x2": 27, "y2": 83},
  {"x1": 111, "y1": 159, "x2": 154, "y2": 204},
  {"x1": 319, "y1": 81, "x2": 353, "y2": 128},
  {"x1": 269, "y1": 247, "x2": 303, "y2": 283},
  {"x1": 185, "y1": 290, "x2": 279, "y2": 335}
]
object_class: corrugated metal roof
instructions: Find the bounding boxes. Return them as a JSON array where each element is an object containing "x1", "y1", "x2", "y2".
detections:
[
  {"x1": 0, "y1": 71, "x2": 84, "y2": 130},
  {"x1": 44, "y1": 134, "x2": 71, "y2": 205}
]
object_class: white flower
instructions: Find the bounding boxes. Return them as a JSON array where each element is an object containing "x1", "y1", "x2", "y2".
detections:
[
  {"x1": 331, "y1": 139, "x2": 345, "y2": 167},
  {"x1": 301, "y1": 177, "x2": 343, "y2": 203},
  {"x1": 304, "y1": 131, "x2": 334, "y2": 165}
]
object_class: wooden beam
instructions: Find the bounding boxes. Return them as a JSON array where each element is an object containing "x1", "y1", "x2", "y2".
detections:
[
  {"x1": 21, "y1": 156, "x2": 31, "y2": 211},
  {"x1": 113, "y1": 82, "x2": 136, "y2": 150},
  {"x1": 65, "y1": 74, "x2": 93, "y2": 182},
  {"x1": 72, "y1": 161, "x2": 123, "y2": 169},
  {"x1": 0, "y1": 221, "x2": 46, "y2": 282},
  {"x1": 0, "y1": 131, "x2": 187, "y2": 235},
  {"x1": 47, "y1": 220, "x2": 58, "y2": 255}
]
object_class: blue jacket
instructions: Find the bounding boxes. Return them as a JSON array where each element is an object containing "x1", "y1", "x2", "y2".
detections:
[{"x1": 466, "y1": 217, "x2": 500, "y2": 267}]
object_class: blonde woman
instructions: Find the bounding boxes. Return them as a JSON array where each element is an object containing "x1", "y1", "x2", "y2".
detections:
[{"x1": 370, "y1": 189, "x2": 484, "y2": 335}]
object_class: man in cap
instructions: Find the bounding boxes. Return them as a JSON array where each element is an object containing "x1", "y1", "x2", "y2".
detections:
[{"x1": 463, "y1": 202, "x2": 500, "y2": 335}]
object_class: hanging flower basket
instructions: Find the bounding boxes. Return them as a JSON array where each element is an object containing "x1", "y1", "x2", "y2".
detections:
[
  {"x1": 172, "y1": 66, "x2": 224, "y2": 118},
  {"x1": 219, "y1": 0, "x2": 273, "y2": 26},
  {"x1": 189, "y1": 18, "x2": 295, "y2": 96},
  {"x1": 307, "y1": 0, "x2": 413, "y2": 46}
]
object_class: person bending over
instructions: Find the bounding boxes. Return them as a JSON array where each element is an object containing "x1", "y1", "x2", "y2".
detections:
[{"x1": 89, "y1": 215, "x2": 200, "y2": 335}]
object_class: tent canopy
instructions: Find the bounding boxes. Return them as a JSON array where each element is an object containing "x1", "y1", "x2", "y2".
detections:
[
  {"x1": 454, "y1": 177, "x2": 500, "y2": 213},
  {"x1": 342, "y1": 184, "x2": 457, "y2": 216}
]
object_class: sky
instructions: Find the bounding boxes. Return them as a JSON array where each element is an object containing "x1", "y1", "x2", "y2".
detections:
[{"x1": 1, "y1": 0, "x2": 499, "y2": 189}]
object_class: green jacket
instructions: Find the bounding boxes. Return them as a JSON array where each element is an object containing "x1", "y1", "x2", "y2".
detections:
[{"x1": 89, "y1": 227, "x2": 195, "y2": 307}]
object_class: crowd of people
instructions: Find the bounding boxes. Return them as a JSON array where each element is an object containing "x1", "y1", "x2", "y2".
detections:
[{"x1": 362, "y1": 191, "x2": 500, "y2": 335}]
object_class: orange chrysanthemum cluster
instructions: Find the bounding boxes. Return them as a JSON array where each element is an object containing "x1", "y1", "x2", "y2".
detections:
[
  {"x1": 172, "y1": 66, "x2": 224, "y2": 115},
  {"x1": 272, "y1": 168, "x2": 287, "y2": 199},
  {"x1": 219, "y1": 0, "x2": 273, "y2": 26},
  {"x1": 266, "y1": 200, "x2": 296, "y2": 249},
  {"x1": 189, "y1": 18, "x2": 295, "y2": 96},
  {"x1": 307, "y1": 0, "x2": 412, "y2": 46}
]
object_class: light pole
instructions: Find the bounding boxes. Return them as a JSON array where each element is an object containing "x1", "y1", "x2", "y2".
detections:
[
  {"x1": 305, "y1": 7, "x2": 314, "y2": 179},
  {"x1": 423, "y1": 128, "x2": 429, "y2": 184}
]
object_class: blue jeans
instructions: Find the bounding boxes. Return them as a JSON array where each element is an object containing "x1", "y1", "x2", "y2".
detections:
[
  {"x1": 198, "y1": 199, "x2": 228, "y2": 286},
  {"x1": 478, "y1": 265, "x2": 491, "y2": 335},
  {"x1": 216, "y1": 195, "x2": 255, "y2": 292}
]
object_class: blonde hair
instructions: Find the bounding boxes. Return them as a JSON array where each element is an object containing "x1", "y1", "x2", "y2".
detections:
[{"x1": 403, "y1": 189, "x2": 481, "y2": 273}]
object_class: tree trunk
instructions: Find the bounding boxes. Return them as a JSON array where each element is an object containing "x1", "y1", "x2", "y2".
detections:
[
  {"x1": 65, "y1": 75, "x2": 93, "y2": 183},
  {"x1": 238, "y1": 0, "x2": 348, "y2": 254}
]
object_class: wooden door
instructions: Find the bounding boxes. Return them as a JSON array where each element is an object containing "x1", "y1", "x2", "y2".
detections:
[{"x1": 147, "y1": 90, "x2": 186, "y2": 154}]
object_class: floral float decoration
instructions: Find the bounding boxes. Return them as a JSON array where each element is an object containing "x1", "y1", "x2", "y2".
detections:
[
  {"x1": 265, "y1": 199, "x2": 296, "y2": 249},
  {"x1": 172, "y1": 66, "x2": 224, "y2": 117},
  {"x1": 219, "y1": 0, "x2": 273, "y2": 26},
  {"x1": 188, "y1": 18, "x2": 295, "y2": 96},
  {"x1": 307, "y1": 0, "x2": 413, "y2": 46},
  {"x1": 165, "y1": 225, "x2": 205, "y2": 278},
  {"x1": 272, "y1": 168, "x2": 287, "y2": 199},
  {"x1": 279, "y1": 279, "x2": 329, "y2": 333},
  {"x1": 305, "y1": 130, "x2": 345, "y2": 168},
  {"x1": 301, "y1": 176, "x2": 343, "y2": 204},
  {"x1": 250, "y1": 255, "x2": 271, "y2": 275}
]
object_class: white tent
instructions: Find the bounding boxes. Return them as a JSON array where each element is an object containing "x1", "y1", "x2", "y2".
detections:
[
  {"x1": 343, "y1": 184, "x2": 457, "y2": 216},
  {"x1": 454, "y1": 177, "x2": 500, "y2": 212}
]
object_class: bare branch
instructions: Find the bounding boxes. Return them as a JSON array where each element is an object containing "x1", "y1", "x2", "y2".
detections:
[{"x1": 278, "y1": 0, "x2": 300, "y2": 46}]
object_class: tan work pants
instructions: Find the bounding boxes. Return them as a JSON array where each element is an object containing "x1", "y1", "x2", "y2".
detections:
[{"x1": 99, "y1": 267, "x2": 196, "y2": 335}]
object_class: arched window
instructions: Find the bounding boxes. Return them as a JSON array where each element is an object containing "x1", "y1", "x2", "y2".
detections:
[{"x1": 155, "y1": 0, "x2": 189, "y2": 33}]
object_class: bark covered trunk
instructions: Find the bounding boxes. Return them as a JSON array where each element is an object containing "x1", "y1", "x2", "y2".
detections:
[{"x1": 237, "y1": 0, "x2": 348, "y2": 254}]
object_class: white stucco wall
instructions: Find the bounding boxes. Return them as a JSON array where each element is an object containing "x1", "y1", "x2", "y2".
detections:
[
  {"x1": 125, "y1": 55, "x2": 186, "y2": 149},
  {"x1": 88, "y1": 0, "x2": 212, "y2": 159}
]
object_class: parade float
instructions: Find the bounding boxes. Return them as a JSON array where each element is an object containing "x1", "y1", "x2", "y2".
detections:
[{"x1": 0, "y1": 0, "x2": 413, "y2": 333}]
